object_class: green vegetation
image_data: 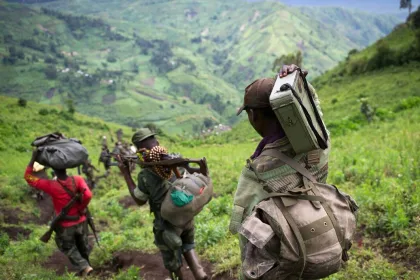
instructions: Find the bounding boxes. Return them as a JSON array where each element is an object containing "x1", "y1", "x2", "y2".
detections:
[
  {"x1": 1, "y1": 2, "x2": 419, "y2": 280},
  {"x1": 0, "y1": 0, "x2": 399, "y2": 135}
]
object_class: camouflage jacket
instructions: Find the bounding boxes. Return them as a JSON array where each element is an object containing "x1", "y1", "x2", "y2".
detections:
[
  {"x1": 229, "y1": 137, "x2": 330, "y2": 235},
  {"x1": 133, "y1": 168, "x2": 173, "y2": 214},
  {"x1": 229, "y1": 137, "x2": 330, "y2": 279}
]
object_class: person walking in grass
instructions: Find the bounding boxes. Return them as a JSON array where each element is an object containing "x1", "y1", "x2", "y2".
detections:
[
  {"x1": 113, "y1": 128, "x2": 208, "y2": 280},
  {"x1": 24, "y1": 150, "x2": 93, "y2": 277},
  {"x1": 97, "y1": 145, "x2": 112, "y2": 179},
  {"x1": 78, "y1": 158, "x2": 99, "y2": 190}
]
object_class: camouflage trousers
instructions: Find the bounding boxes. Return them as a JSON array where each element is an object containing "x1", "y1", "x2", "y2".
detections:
[
  {"x1": 154, "y1": 219, "x2": 195, "y2": 272},
  {"x1": 54, "y1": 221, "x2": 91, "y2": 273}
]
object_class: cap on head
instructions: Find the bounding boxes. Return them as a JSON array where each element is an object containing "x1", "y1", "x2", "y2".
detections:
[
  {"x1": 131, "y1": 128, "x2": 157, "y2": 145},
  {"x1": 237, "y1": 77, "x2": 275, "y2": 116}
]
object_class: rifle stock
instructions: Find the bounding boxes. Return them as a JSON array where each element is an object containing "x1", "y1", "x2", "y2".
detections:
[{"x1": 40, "y1": 229, "x2": 54, "y2": 243}]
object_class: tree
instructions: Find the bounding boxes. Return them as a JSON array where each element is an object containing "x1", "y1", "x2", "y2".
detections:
[
  {"x1": 66, "y1": 99, "x2": 75, "y2": 114},
  {"x1": 203, "y1": 118, "x2": 214, "y2": 129},
  {"x1": 131, "y1": 60, "x2": 139, "y2": 73},
  {"x1": 44, "y1": 65, "x2": 57, "y2": 79},
  {"x1": 18, "y1": 98, "x2": 27, "y2": 107},
  {"x1": 411, "y1": 6, "x2": 420, "y2": 29},
  {"x1": 400, "y1": 0, "x2": 412, "y2": 16}
]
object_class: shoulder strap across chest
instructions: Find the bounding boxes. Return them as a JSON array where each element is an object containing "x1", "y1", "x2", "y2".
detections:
[
  {"x1": 57, "y1": 176, "x2": 77, "y2": 198},
  {"x1": 257, "y1": 149, "x2": 317, "y2": 183}
]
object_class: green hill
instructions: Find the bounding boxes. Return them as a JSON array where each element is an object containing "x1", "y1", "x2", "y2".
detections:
[
  {"x1": 1, "y1": 23, "x2": 420, "y2": 279},
  {"x1": 0, "y1": 0, "x2": 400, "y2": 135},
  {"x1": 1, "y1": 3, "x2": 419, "y2": 280}
]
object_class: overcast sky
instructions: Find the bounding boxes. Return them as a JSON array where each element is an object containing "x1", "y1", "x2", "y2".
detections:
[{"x1": 278, "y1": 0, "x2": 420, "y2": 14}]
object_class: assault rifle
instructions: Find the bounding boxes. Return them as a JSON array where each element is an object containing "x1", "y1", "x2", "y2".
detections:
[
  {"x1": 40, "y1": 189, "x2": 85, "y2": 243},
  {"x1": 111, "y1": 152, "x2": 208, "y2": 178},
  {"x1": 86, "y1": 208, "x2": 100, "y2": 247},
  {"x1": 141, "y1": 156, "x2": 209, "y2": 178}
]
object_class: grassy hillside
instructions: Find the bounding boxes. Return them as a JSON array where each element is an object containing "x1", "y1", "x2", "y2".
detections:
[
  {"x1": 1, "y1": 3, "x2": 419, "y2": 280},
  {"x1": 1, "y1": 95, "x2": 419, "y2": 280},
  {"x1": 0, "y1": 0, "x2": 399, "y2": 135}
]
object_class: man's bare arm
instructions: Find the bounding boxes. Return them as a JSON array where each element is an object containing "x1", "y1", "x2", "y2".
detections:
[{"x1": 114, "y1": 155, "x2": 147, "y2": 206}]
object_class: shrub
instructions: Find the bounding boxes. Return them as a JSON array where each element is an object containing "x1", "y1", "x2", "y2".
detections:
[
  {"x1": 18, "y1": 98, "x2": 27, "y2": 107},
  {"x1": 44, "y1": 65, "x2": 57, "y2": 79},
  {"x1": 38, "y1": 108, "x2": 49, "y2": 115},
  {"x1": 394, "y1": 96, "x2": 420, "y2": 112},
  {"x1": 3, "y1": 34, "x2": 13, "y2": 43},
  {"x1": 0, "y1": 184, "x2": 28, "y2": 204},
  {"x1": 114, "y1": 266, "x2": 141, "y2": 280},
  {"x1": 348, "y1": 59, "x2": 366, "y2": 74},
  {"x1": 375, "y1": 108, "x2": 395, "y2": 120},
  {"x1": 0, "y1": 232, "x2": 9, "y2": 255},
  {"x1": 346, "y1": 48, "x2": 359, "y2": 61},
  {"x1": 366, "y1": 40, "x2": 396, "y2": 71},
  {"x1": 44, "y1": 56, "x2": 57, "y2": 64},
  {"x1": 66, "y1": 99, "x2": 75, "y2": 114},
  {"x1": 106, "y1": 55, "x2": 117, "y2": 63},
  {"x1": 410, "y1": 6, "x2": 420, "y2": 29}
]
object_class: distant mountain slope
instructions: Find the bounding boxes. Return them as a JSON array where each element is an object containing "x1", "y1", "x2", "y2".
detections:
[
  {"x1": 201, "y1": 8, "x2": 420, "y2": 144},
  {"x1": 278, "y1": 0, "x2": 420, "y2": 14},
  {"x1": 38, "y1": 0, "x2": 399, "y2": 81},
  {"x1": 0, "y1": 0, "x2": 400, "y2": 135}
]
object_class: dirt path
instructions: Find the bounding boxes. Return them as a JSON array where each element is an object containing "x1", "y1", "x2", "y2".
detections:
[
  {"x1": 0, "y1": 225, "x2": 32, "y2": 240},
  {"x1": 35, "y1": 195, "x2": 55, "y2": 224},
  {"x1": 0, "y1": 195, "x2": 54, "y2": 240},
  {"x1": 43, "y1": 250, "x2": 235, "y2": 280}
]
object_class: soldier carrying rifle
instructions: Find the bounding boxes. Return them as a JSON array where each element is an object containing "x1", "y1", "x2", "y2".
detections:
[
  {"x1": 24, "y1": 149, "x2": 94, "y2": 277},
  {"x1": 78, "y1": 158, "x2": 99, "y2": 190},
  {"x1": 113, "y1": 128, "x2": 209, "y2": 280}
]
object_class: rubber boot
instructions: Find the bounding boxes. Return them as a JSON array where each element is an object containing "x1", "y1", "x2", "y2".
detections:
[
  {"x1": 80, "y1": 266, "x2": 93, "y2": 277},
  {"x1": 169, "y1": 268, "x2": 184, "y2": 280},
  {"x1": 183, "y1": 249, "x2": 208, "y2": 280}
]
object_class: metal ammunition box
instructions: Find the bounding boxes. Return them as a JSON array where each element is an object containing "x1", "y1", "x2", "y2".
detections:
[{"x1": 269, "y1": 71, "x2": 328, "y2": 154}]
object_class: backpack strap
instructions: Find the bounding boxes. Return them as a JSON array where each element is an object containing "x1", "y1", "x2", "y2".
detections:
[
  {"x1": 56, "y1": 177, "x2": 81, "y2": 220},
  {"x1": 273, "y1": 197, "x2": 306, "y2": 278},
  {"x1": 258, "y1": 149, "x2": 317, "y2": 183},
  {"x1": 308, "y1": 178, "x2": 345, "y2": 251},
  {"x1": 57, "y1": 176, "x2": 77, "y2": 198},
  {"x1": 259, "y1": 149, "x2": 346, "y2": 254},
  {"x1": 265, "y1": 192, "x2": 326, "y2": 203}
]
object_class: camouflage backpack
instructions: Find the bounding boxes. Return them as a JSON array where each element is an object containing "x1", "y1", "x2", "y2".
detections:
[{"x1": 238, "y1": 149, "x2": 358, "y2": 279}]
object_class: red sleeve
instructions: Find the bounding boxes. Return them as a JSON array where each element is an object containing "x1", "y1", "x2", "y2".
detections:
[
  {"x1": 76, "y1": 176, "x2": 92, "y2": 210},
  {"x1": 24, "y1": 166, "x2": 54, "y2": 195}
]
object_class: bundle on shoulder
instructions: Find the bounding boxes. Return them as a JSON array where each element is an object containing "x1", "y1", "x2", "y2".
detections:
[
  {"x1": 31, "y1": 132, "x2": 88, "y2": 169},
  {"x1": 161, "y1": 171, "x2": 213, "y2": 227}
]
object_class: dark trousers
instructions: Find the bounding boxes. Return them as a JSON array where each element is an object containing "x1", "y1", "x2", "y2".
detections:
[
  {"x1": 54, "y1": 221, "x2": 91, "y2": 273},
  {"x1": 154, "y1": 219, "x2": 195, "y2": 272}
]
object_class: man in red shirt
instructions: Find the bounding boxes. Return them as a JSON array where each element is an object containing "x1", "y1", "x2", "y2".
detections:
[{"x1": 24, "y1": 150, "x2": 93, "y2": 276}]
